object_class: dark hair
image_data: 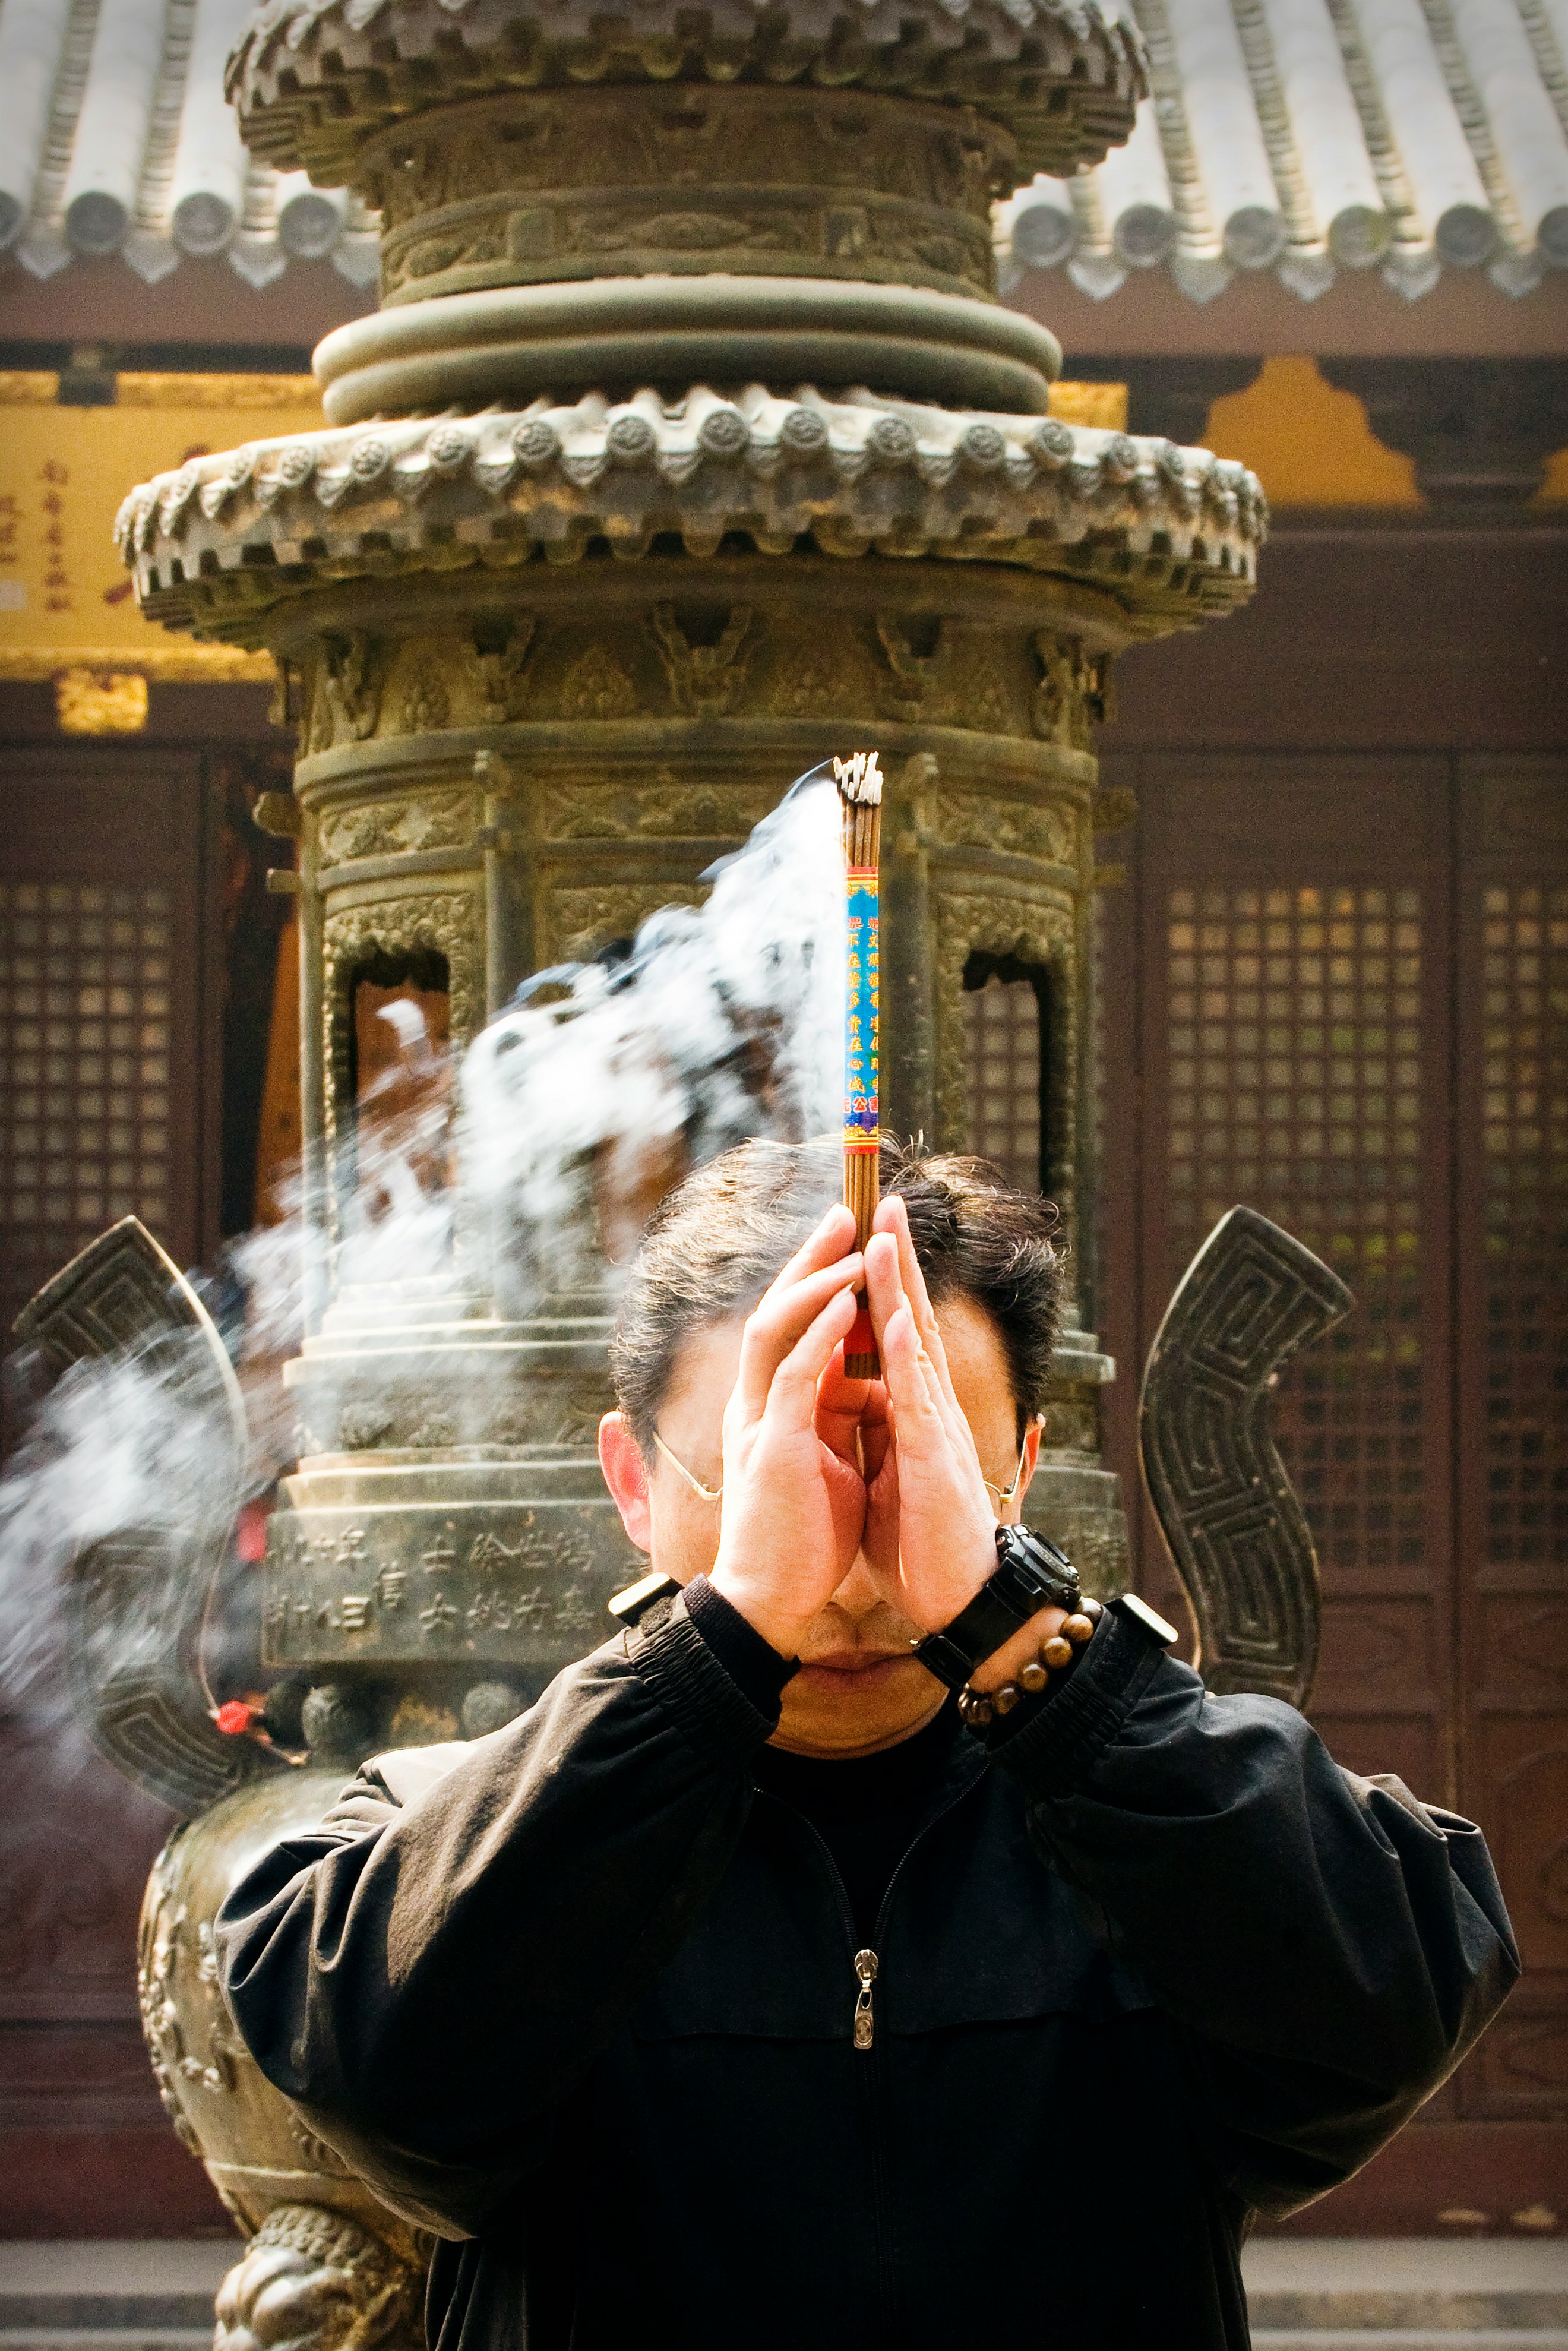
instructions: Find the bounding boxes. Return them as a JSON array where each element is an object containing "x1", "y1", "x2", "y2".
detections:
[{"x1": 609, "y1": 1135, "x2": 1063, "y2": 1451}]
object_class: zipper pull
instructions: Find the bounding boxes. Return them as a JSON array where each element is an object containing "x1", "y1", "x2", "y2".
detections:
[{"x1": 852, "y1": 1949, "x2": 878, "y2": 2050}]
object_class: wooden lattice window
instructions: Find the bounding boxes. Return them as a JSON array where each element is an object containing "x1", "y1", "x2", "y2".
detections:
[
  {"x1": 962, "y1": 960, "x2": 1043, "y2": 1195},
  {"x1": 0, "y1": 880, "x2": 174, "y2": 1256},
  {"x1": 1165, "y1": 882, "x2": 1425, "y2": 1579},
  {"x1": 1481, "y1": 884, "x2": 1568, "y2": 1575}
]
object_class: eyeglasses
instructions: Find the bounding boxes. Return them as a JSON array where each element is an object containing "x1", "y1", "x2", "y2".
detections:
[
  {"x1": 653, "y1": 1430, "x2": 724, "y2": 1503},
  {"x1": 651, "y1": 1427, "x2": 1035, "y2": 1508}
]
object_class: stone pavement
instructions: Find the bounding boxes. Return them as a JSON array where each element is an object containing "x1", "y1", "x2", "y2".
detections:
[{"x1": 0, "y1": 2236, "x2": 1564, "y2": 2346}]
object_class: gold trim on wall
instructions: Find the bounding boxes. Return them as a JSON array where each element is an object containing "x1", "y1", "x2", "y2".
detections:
[
  {"x1": 0, "y1": 646, "x2": 276, "y2": 682},
  {"x1": 0, "y1": 372, "x2": 320, "y2": 409},
  {"x1": 1045, "y1": 381, "x2": 1129, "y2": 431}
]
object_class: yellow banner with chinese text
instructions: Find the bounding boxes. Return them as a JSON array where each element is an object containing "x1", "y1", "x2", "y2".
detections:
[{"x1": 0, "y1": 372, "x2": 323, "y2": 683}]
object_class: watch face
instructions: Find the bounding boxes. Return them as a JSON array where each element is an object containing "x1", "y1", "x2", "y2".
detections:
[{"x1": 1003, "y1": 1527, "x2": 1078, "y2": 1607}]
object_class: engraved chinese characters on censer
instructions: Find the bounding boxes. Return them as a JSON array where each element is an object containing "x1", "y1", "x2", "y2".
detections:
[{"x1": 65, "y1": 0, "x2": 1285, "y2": 2328}]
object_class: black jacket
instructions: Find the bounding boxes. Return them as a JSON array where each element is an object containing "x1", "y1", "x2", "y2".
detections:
[{"x1": 217, "y1": 1590, "x2": 1517, "y2": 2351}]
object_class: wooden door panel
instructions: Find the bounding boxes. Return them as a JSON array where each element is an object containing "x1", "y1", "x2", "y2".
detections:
[
  {"x1": 0, "y1": 747, "x2": 213, "y2": 1411},
  {"x1": 1453, "y1": 759, "x2": 1568, "y2": 2140},
  {"x1": 0, "y1": 741, "x2": 224, "y2": 2233},
  {"x1": 1136, "y1": 755, "x2": 1456, "y2": 1816},
  {"x1": 1117, "y1": 748, "x2": 1567, "y2": 2227}
]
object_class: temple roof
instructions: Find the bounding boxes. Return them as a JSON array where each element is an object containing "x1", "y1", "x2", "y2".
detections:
[
  {"x1": 998, "y1": 0, "x2": 1568, "y2": 303},
  {"x1": 2, "y1": 0, "x2": 1564, "y2": 303}
]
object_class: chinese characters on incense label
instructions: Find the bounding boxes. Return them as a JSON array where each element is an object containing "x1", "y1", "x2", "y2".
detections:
[{"x1": 845, "y1": 871, "x2": 878, "y2": 1144}]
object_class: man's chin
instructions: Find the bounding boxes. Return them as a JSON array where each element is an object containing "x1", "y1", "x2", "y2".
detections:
[{"x1": 772, "y1": 1654, "x2": 943, "y2": 1756}]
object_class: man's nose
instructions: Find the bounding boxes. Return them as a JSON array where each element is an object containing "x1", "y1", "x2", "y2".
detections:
[
  {"x1": 831, "y1": 1556, "x2": 886, "y2": 1614},
  {"x1": 829, "y1": 1556, "x2": 922, "y2": 1642}
]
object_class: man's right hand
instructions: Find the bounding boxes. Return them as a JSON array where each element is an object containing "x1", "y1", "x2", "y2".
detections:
[{"x1": 707, "y1": 1206, "x2": 868, "y2": 1659}]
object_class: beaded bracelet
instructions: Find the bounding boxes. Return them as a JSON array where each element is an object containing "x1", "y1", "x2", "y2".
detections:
[{"x1": 956, "y1": 1594, "x2": 1104, "y2": 1729}]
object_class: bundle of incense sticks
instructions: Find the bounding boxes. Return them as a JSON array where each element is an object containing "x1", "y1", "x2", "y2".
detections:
[{"x1": 836, "y1": 750, "x2": 883, "y2": 1379}]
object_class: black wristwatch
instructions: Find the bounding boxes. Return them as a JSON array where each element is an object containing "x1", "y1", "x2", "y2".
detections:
[{"x1": 914, "y1": 1525, "x2": 1081, "y2": 1690}]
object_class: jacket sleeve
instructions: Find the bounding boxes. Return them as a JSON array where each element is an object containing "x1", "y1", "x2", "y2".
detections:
[
  {"x1": 214, "y1": 1592, "x2": 779, "y2": 2239},
  {"x1": 991, "y1": 1599, "x2": 1520, "y2": 2217}
]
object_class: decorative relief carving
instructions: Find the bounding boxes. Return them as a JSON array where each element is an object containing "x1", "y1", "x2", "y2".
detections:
[
  {"x1": 396, "y1": 659, "x2": 452, "y2": 735},
  {"x1": 542, "y1": 779, "x2": 774, "y2": 842},
  {"x1": 365, "y1": 90, "x2": 1013, "y2": 226},
  {"x1": 964, "y1": 665, "x2": 1016, "y2": 736},
  {"x1": 934, "y1": 792, "x2": 1078, "y2": 868},
  {"x1": 484, "y1": 1375, "x2": 609, "y2": 1448},
  {"x1": 868, "y1": 620, "x2": 1027, "y2": 735},
  {"x1": 364, "y1": 87, "x2": 1010, "y2": 301},
  {"x1": 138, "y1": 1860, "x2": 241, "y2": 2145},
  {"x1": 308, "y1": 633, "x2": 385, "y2": 752},
  {"x1": 1032, "y1": 634, "x2": 1114, "y2": 751},
  {"x1": 875, "y1": 614, "x2": 953, "y2": 725},
  {"x1": 318, "y1": 791, "x2": 475, "y2": 867},
  {"x1": 475, "y1": 618, "x2": 536, "y2": 721},
  {"x1": 548, "y1": 882, "x2": 704, "y2": 963},
  {"x1": 763, "y1": 639, "x2": 872, "y2": 721},
  {"x1": 559, "y1": 645, "x2": 641, "y2": 721},
  {"x1": 649, "y1": 604, "x2": 755, "y2": 716},
  {"x1": 1139, "y1": 1206, "x2": 1355, "y2": 1709},
  {"x1": 214, "y1": 2205, "x2": 420, "y2": 2351},
  {"x1": 301, "y1": 1372, "x2": 609, "y2": 1454}
]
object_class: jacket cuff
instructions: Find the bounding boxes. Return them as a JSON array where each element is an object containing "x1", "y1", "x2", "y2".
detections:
[
  {"x1": 682, "y1": 1574, "x2": 799, "y2": 1711},
  {"x1": 628, "y1": 1587, "x2": 784, "y2": 1762},
  {"x1": 986, "y1": 1598, "x2": 1169, "y2": 1798}
]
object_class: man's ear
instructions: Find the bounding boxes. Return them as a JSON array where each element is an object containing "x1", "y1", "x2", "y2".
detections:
[
  {"x1": 1002, "y1": 1413, "x2": 1044, "y2": 1525},
  {"x1": 598, "y1": 1411, "x2": 653, "y2": 1553}
]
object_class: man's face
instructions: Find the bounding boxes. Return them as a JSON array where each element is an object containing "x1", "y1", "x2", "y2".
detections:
[{"x1": 601, "y1": 1294, "x2": 1038, "y2": 1757}]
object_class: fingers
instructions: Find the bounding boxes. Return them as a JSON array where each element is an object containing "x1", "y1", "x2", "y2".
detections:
[
  {"x1": 761, "y1": 1285, "x2": 859, "y2": 1433},
  {"x1": 872, "y1": 1269, "x2": 979, "y2": 1474},
  {"x1": 871, "y1": 1195, "x2": 960, "y2": 1407},
  {"x1": 769, "y1": 1202, "x2": 859, "y2": 1295},
  {"x1": 815, "y1": 1350, "x2": 870, "y2": 1469},
  {"x1": 875, "y1": 1303, "x2": 956, "y2": 1470},
  {"x1": 856, "y1": 1376, "x2": 894, "y2": 1486},
  {"x1": 731, "y1": 1249, "x2": 864, "y2": 1423}
]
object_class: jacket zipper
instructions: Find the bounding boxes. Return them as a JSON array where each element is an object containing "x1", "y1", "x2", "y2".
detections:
[
  {"x1": 852, "y1": 1948, "x2": 878, "y2": 2049},
  {"x1": 854, "y1": 1767, "x2": 982, "y2": 2045},
  {"x1": 754, "y1": 1761, "x2": 985, "y2": 2348}
]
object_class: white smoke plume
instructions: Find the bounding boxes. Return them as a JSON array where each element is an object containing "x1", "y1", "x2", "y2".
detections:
[{"x1": 463, "y1": 770, "x2": 841, "y2": 1295}]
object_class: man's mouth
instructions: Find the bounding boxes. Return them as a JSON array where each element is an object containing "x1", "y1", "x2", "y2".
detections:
[{"x1": 794, "y1": 1650, "x2": 911, "y2": 1685}]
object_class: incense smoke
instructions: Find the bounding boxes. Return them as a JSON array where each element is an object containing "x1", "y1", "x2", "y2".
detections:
[
  {"x1": 0, "y1": 772, "x2": 845, "y2": 1777},
  {"x1": 464, "y1": 772, "x2": 841, "y2": 1297}
]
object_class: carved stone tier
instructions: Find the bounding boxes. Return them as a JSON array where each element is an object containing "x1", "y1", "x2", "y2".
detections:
[
  {"x1": 309, "y1": 281, "x2": 1066, "y2": 418},
  {"x1": 229, "y1": 0, "x2": 1144, "y2": 189},
  {"x1": 118, "y1": 385, "x2": 1264, "y2": 633},
  {"x1": 361, "y1": 86, "x2": 1018, "y2": 311},
  {"x1": 268, "y1": 1282, "x2": 638, "y2": 1733}
]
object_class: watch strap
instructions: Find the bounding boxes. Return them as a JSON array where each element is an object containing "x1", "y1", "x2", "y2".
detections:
[{"x1": 915, "y1": 1525, "x2": 1080, "y2": 1690}]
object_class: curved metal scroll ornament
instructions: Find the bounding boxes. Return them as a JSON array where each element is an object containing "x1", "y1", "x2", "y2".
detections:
[
  {"x1": 1138, "y1": 1206, "x2": 1354, "y2": 1711},
  {"x1": 13, "y1": 1216, "x2": 280, "y2": 1818}
]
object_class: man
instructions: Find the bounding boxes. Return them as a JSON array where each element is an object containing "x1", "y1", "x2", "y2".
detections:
[{"x1": 219, "y1": 1139, "x2": 1516, "y2": 2351}]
